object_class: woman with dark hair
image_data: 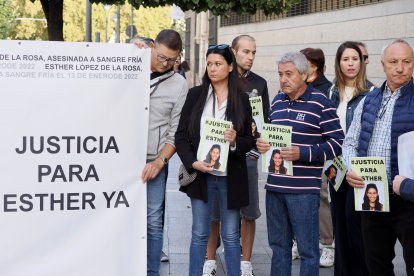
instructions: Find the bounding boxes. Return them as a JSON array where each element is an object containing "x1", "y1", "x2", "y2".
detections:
[
  {"x1": 300, "y1": 48, "x2": 332, "y2": 95},
  {"x1": 324, "y1": 165, "x2": 337, "y2": 186},
  {"x1": 329, "y1": 41, "x2": 374, "y2": 276},
  {"x1": 174, "y1": 57, "x2": 186, "y2": 78},
  {"x1": 175, "y1": 44, "x2": 254, "y2": 276},
  {"x1": 268, "y1": 149, "x2": 287, "y2": 174},
  {"x1": 204, "y1": 144, "x2": 221, "y2": 170},
  {"x1": 251, "y1": 118, "x2": 260, "y2": 139},
  {"x1": 362, "y1": 183, "x2": 383, "y2": 211}
]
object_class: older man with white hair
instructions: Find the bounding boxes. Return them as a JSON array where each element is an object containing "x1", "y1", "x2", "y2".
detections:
[
  {"x1": 344, "y1": 39, "x2": 414, "y2": 276},
  {"x1": 257, "y1": 52, "x2": 344, "y2": 276}
]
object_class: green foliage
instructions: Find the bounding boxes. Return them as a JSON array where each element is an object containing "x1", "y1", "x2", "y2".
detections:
[
  {"x1": 90, "y1": 3, "x2": 172, "y2": 42},
  {"x1": 8, "y1": 0, "x2": 48, "y2": 40},
  {"x1": 8, "y1": 0, "x2": 172, "y2": 41},
  {"x1": 122, "y1": 0, "x2": 300, "y2": 16},
  {"x1": 10, "y1": 0, "x2": 298, "y2": 41},
  {"x1": 0, "y1": 0, "x2": 16, "y2": 39}
]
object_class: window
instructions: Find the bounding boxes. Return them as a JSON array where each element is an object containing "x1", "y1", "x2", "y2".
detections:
[{"x1": 220, "y1": 0, "x2": 389, "y2": 26}]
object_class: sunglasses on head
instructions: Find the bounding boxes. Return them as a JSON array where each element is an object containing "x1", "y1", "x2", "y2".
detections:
[
  {"x1": 208, "y1": 44, "x2": 230, "y2": 50},
  {"x1": 363, "y1": 55, "x2": 369, "y2": 61}
]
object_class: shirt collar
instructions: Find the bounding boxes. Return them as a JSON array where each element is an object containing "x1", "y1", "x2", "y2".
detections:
[{"x1": 283, "y1": 84, "x2": 312, "y2": 101}]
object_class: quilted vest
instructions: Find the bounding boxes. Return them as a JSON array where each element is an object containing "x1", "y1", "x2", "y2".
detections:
[{"x1": 359, "y1": 79, "x2": 414, "y2": 181}]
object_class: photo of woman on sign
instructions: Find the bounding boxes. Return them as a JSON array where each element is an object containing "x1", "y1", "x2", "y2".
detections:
[
  {"x1": 268, "y1": 149, "x2": 287, "y2": 174},
  {"x1": 204, "y1": 144, "x2": 221, "y2": 170},
  {"x1": 324, "y1": 164, "x2": 338, "y2": 187},
  {"x1": 362, "y1": 183, "x2": 383, "y2": 211}
]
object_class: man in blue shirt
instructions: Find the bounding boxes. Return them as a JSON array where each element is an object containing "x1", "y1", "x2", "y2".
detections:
[{"x1": 257, "y1": 51, "x2": 343, "y2": 276}]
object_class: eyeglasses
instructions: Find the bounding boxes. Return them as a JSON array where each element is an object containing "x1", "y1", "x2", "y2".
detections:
[
  {"x1": 363, "y1": 55, "x2": 369, "y2": 61},
  {"x1": 208, "y1": 44, "x2": 230, "y2": 50},
  {"x1": 156, "y1": 52, "x2": 178, "y2": 65}
]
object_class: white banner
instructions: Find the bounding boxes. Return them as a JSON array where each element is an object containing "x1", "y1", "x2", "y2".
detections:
[{"x1": 0, "y1": 40, "x2": 149, "y2": 276}]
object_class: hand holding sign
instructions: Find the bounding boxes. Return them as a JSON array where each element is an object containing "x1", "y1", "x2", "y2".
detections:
[
  {"x1": 224, "y1": 127, "x2": 237, "y2": 146},
  {"x1": 256, "y1": 137, "x2": 270, "y2": 154},
  {"x1": 346, "y1": 170, "x2": 365, "y2": 188},
  {"x1": 280, "y1": 146, "x2": 300, "y2": 161}
]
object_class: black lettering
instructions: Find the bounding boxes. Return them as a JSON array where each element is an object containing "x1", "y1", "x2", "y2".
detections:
[
  {"x1": 67, "y1": 193, "x2": 80, "y2": 210},
  {"x1": 15, "y1": 136, "x2": 27, "y2": 154},
  {"x1": 82, "y1": 193, "x2": 96, "y2": 209},
  {"x1": 83, "y1": 136, "x2": 97, "y2": 153},
  {"x1": 84, "y1": 165, "x2": 99, "y2": 181},
  {"x1": 52, "y1": 165, "x2": 67, "y2": 182},
  {"x1": 35, "y1": 193, "x2": 48, "y2": 211},
  {"x1": 50, "y1": 193, "x2": 64, "y2": 211},
  {"x1": 47, "y1": 136, "x2": 60, "y2": 153},
  {"x1": 114, "y1": 191, "x2": 129, "y2": 208},
  {"x1": 30, "y1": 136, "x2": 44, "y2": 154},
  {"x1": 103, "y1": 191, "x2": 116, "y2": 208},
  {"x1": 105, "y1": 136, "x2": 119, "y2": 153},
  {"x1": 38, "y1": 165, "x2": 51, "y2": 182},
  {"x1": 4, "y1": 194, "x2": 17, "y2": 212},
  {"x1": 19, "y1": 194, "x2": 33, "y2": 211},
  {"x1": 69, "y1": 165, "x2": 83, "y2": 182}
]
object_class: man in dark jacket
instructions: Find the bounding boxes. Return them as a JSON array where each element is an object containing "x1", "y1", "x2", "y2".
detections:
[{"x1": 344, "y1": 39, "x2": 414, "y2": 276}]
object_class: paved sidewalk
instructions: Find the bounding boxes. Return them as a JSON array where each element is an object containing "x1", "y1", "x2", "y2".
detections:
[{"x1": 160, "y1": 155, "x2": 406, "y2": 276}]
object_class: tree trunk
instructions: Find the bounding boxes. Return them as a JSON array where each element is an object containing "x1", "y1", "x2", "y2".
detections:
[{"x1": 40, "y1": 0, "x2": 64, "y2": 41}]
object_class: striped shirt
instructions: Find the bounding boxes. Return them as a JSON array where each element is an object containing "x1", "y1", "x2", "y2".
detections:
[
  {"x1": 343, "y1": 84, "x2": 402, "y2": 184},
  {"x1": 266, "y1": 85, "x2": 344, "y2": 194}
]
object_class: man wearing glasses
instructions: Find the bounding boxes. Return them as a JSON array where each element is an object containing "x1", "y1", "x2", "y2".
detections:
[
  {"x1": 139, "y1": 29, "x2": 188, "y2": 276},
  {"x1": 356, "y1": 41, "x2": 375, "y2": 88}
]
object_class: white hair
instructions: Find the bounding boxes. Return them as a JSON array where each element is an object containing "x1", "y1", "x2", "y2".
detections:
[
  {"x1": 277, "y1": 52, "x2": 309, "y2": 74},
  {"x1": 381, "y1": 39, "x2": 414, "y2": 61}
]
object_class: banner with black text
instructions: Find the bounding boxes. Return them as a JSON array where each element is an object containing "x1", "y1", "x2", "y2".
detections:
[{"x1": 0, "y1": 40, "x2": 149, "y2": 276}]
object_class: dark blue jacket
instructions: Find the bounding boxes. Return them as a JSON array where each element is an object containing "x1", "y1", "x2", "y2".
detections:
[
  {"x1": 328, "y1": 82, "x2": 373, "y2": 133},
  {"x1": 358, "y1": 79, "x2": 414, "y2": 184},
  {"x1": 400, "y1": 178, "x2": 414, "y2": 202},
  {"x1": 311, "y1": 74, "x2": 331, "y2": 96}
]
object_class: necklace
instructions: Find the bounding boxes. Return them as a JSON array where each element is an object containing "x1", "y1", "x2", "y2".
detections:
[{"x1": 344, "y1": 86, "x2": 354, "y2": 102}]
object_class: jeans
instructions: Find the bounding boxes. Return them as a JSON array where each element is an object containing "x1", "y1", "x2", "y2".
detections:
[
  {"x1": 189, "y1": 174, "x2": 240, "y2": 276},
  {"x1": 266, "y1": 191, "x2": 320, "y2": 276},
  {"x1": 147, "y1": 165, "x2": 167, "y2": 276}
]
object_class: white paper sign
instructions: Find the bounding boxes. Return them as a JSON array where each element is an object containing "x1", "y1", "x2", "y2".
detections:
[
  {"x1": 398, "y1": 131, "x2": 414, "y2": 179},
  {"x1": 0, "y1": 40, "x2": 149, "y2": 276}
]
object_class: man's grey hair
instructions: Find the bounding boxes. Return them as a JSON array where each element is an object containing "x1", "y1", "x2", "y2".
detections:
[
  {"x1": 381, "y1": 39, "x2": 414, "y2": 61},
  {"x1": 277, "y1": 52, "x2": 309, "y2": 74}
]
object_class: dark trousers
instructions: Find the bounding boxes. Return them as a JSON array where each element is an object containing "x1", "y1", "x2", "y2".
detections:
[
  {"x1": 330, "y1": 182, "x2": 368, "y2": 276},
  {"x1": 361, "y1": 194, "x2": 414, "y2": 276}
]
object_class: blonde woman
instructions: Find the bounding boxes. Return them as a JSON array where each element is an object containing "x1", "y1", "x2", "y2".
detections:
[{"x1": 328, "y1": 41, "x2": 374, "y2": 276}]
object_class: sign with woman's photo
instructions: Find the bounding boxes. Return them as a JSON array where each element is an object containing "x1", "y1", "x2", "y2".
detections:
[
  {"x1": 351, "y1": 157, "x2": 390, "y2": 212},
  {"x1": 197, "y1": 118, "x2": 231, "y2": 172},
  {"x1": 249, "y1": 96, "x2": 264, "y2": 135},
  {"x1": 261, "y1": 123, "x2": 293, "y2": 175},
  {"x1": 322, "y1": 156, "x2": 347, "y2": 191}
]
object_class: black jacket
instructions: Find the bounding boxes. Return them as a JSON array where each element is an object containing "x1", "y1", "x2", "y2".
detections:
[{"x1": 175, "y1": 85, "x2": 254, "y2": 209}]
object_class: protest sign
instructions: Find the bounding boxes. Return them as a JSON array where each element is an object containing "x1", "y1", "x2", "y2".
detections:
[
  {"x1": 0, "y1": 40, "x2": 149, "y2": 276},
  {"x1": 351, "y1": 157, "x2": 389, "y2": 212},
  {"x1": 261, "y1": 123, "x2": 292, "y2": 175}
]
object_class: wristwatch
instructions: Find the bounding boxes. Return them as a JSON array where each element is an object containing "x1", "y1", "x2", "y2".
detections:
[{"x1": 157, "y1": 155, "x2": 169, "y2": 165}]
